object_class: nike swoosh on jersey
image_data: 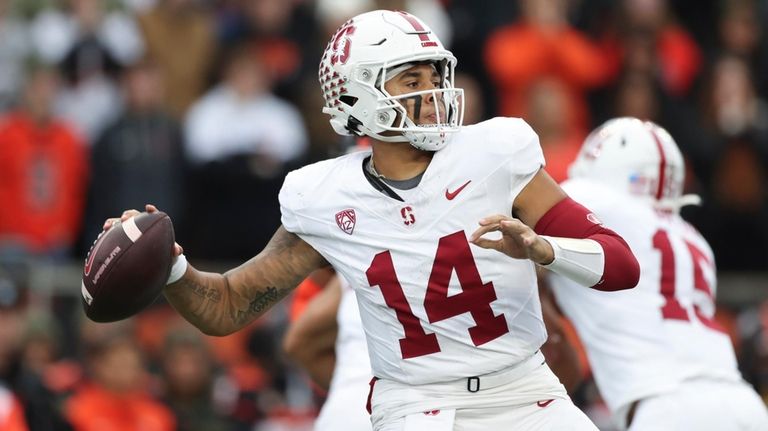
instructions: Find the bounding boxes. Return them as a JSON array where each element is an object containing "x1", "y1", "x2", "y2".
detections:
[
  {"x1": 445, "y1": 180, "x2": 472, "y2": 200},
  {"x1": 536, "y1": 399, "x2": 554, "y2": 408}
]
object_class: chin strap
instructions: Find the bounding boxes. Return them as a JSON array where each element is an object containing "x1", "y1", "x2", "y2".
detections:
[{"x1": 657, "y1": 193, "x2": 702, "y2": 213}]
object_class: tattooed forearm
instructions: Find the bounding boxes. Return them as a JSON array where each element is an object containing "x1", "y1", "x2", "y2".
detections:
[
  {"x1": 231, "y1": 286, "x2": 290, "y2": 325},
  {"x1": 190, "y1": 281, "x2": 222, "y2": 303},
  {"x1": 164, "y1": 226, "x2": 327, "y2": 336}
]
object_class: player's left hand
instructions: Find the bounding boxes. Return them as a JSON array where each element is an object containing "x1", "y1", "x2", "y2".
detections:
[{"x1": 470, "y1": 215, "x2": 554, "y2": 265}]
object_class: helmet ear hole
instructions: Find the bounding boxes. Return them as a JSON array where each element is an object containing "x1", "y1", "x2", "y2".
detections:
[{"x1": 340, "y1": 95, "x2": 358, "y2": 106}]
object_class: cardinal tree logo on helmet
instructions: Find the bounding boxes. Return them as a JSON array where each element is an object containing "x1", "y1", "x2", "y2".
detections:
[
  {"x1": 319, "y1": 20, "x2": 353, "y2": 112},
  {"x1": 328, "y1": 21, "x2": 355, "y2": 66}
]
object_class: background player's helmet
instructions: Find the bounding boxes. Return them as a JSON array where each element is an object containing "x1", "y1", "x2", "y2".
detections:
[
  {"x1": 569, "y1": 117, "x2": 700, "y2": 211},
  {"x1": 318, "y1": 10, "x2": 464, "y2": 151}
]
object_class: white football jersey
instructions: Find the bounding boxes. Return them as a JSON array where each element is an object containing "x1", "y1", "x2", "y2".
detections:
[
  {"x1": 549, "y1": 178, "x2": 742, "y2": 415},
  {"x1": 280, "y1": 117, "x2": 547, "y2": 385}
]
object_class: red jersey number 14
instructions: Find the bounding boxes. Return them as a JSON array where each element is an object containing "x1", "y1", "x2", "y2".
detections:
[{"x1": 366, "y1": 231, "x2": 509, "y2": 359}]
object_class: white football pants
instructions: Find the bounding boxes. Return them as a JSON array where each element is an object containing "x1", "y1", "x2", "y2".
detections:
[{"x1": 369, "y1": 350, "x2": 597, "y2": 431}]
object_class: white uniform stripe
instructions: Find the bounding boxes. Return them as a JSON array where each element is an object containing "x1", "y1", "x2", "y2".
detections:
[{"x1": 122, "y1": 217, "x2": 143, "y2": 242}]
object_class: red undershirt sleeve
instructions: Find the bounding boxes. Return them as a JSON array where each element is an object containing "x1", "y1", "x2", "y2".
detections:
[{"x1": 534, "y1": 197, "x2": 640, "y2": 291}]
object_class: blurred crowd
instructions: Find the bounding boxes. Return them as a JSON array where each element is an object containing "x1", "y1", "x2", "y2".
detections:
[{"x1": 0, "y1": 0, "x2": 767, "y2": 430}]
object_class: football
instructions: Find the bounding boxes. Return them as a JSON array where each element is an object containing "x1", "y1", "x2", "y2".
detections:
[{"x1": 81, "y1": 211, "x2": 175, "y2": 322}]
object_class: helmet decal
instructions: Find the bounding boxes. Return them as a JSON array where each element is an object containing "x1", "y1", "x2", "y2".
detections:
[
  {"x1": 647, "y1": 126, "x2": 668, "y2": 201},
  {"x1": 318, "y1": 10, "x2": 464, "y2": 152},
  {"x1": 329, "y1": 22, "x2": 355, "y2": 66},
  {"x1": 396, "y1": 11, "x2": 438, "y2": 48}
]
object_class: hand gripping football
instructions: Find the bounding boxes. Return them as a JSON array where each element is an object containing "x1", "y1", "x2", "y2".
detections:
[{"x1": 81, "y1": 211, "x2": 175, "y2": 322}]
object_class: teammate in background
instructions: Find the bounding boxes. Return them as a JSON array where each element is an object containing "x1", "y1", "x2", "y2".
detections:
[
  {"x1": 283, "y1": 271, "x2": 585, "y2": 431},
  {"x1": 546, "y1": 117, "x2": 768, "y2": 430},
  {"x1": 284, "y1": 274, "x2": 373, "y2": 431},
  {"x1": 106, "y1": 10, "x2": 640, "y2": 429}
]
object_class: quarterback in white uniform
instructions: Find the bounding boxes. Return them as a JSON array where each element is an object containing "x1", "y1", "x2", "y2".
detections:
[
  {"x1": 106, "y1": 10, "x2": 640, "y2": 431},
  {"x1": 548, "y1": 118, "x2": 768, "y2": 430}
]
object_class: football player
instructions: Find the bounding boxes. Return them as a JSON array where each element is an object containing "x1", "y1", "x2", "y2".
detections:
[
  {"x1": 107, "y1": 10, "x2": 639, "y2": 430},
  {"x1": 546, "y1": 117, "x2": 768, "y2": 430}
]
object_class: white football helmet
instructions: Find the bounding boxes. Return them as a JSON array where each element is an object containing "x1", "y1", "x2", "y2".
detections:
[
  {"x1": 569, "y1": 117, "x2": 700, "y2": 212},
  {"x1": 319, "y1": 10, "x2": 464, "y2": 151}
]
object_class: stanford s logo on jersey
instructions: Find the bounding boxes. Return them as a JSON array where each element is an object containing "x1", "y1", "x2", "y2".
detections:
[
  {"x1": 401, "y1": 206, "x2": 416, "y2": 226},
  {"x1": 335, "y1": 209, "x2": 357, "y2": 235}
]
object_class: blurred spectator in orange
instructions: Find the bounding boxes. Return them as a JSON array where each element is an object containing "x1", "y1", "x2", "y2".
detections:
[
  {"x1": 13, "y1": 311, "x2": 79, "y2": 431},
  {"x1": 239, "y1": 326, "x2": 292, "y2": 428},
  {"x1": 0, "y1": 385, "x2": 28, "y2": 431},
  {"x1": 81, "y1": 59, "x2": 186, "y2": 249},
  {"x1": 0, "y1": 282, "x2": 26, "y2": 431},
  {"x1": 617, "y1": 0, "x2": 702, "y2": 98},
  {"x1": 65, "y1": 334, "x2": 175, "y2": 431},
  {"x1": 0, "y1": 65, "x2": 88, "y2": 260},
  {"x1": 160, "y1": 329, "x2": 233, "y2": 431},
  {"x1": 484, "y1": 0, "x2": 615, "y2": 138},
  {"x1": 0, "y1": 281, "x2": 76, "y2": 431},
  {"x1": 183, "y1": 44, "x2": 307, "y2": 260},
  {"x1": 139, "y1": 0, "x2": 215, "y2": 118}
]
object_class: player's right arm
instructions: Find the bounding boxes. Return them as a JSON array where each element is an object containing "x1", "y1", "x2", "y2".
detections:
[
  {"x1": 283, "y1": 275, "x2": 342, "y2": 390},
  {"x1": 105, "y1": 205, "x2": 328, "y2": 336}
]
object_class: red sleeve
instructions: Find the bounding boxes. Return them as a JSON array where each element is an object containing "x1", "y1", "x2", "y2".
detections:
[{"x1": 534, "y1": 197, "x2": 640, "y2": 291}]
